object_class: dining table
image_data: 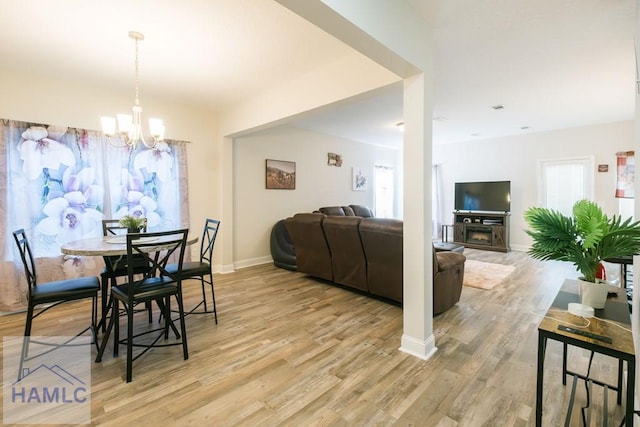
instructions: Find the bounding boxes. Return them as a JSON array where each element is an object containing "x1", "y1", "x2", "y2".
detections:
[
  {"x1": 61, "y1": 234, "x2": 198, "y2": 257},
  {"x1": 60, "y1": 233, "x2": 199, "y2": 330}
]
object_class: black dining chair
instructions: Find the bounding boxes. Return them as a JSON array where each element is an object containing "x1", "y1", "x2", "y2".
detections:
[
  {"x1": 100, "y1": 219, "x2": 152, "y2": 330},
  {"x1": 166, "y1": 218, "x2": 220, "y2": 323},
  {"x1": 95, "y1": 228, "x2": 189, "y2": 383},
  {"x1": 12, "y1": 229, "x2": 100, "y2": 379}
]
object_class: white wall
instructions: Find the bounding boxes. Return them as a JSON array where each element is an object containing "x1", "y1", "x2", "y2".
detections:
[
  {"x1": 233, "y1": 125, "x2": 401, "y2": 267},
  {"x1": 433, "y1": 120, "x2": 634, "y2": 251}
]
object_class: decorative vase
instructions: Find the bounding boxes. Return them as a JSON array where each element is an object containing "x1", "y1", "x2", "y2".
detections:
[{"x1": 578, "y1": 279, "x2": 609, "y2": 309}]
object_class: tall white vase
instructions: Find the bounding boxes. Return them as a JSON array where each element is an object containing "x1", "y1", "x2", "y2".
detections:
[{"x1": 578, "y1": 279, "x2": 609, "y2": 309}]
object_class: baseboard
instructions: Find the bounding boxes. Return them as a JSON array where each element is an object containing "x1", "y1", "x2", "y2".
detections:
[
  {"x1": 217, "y1": 256, "x2": 279, "y2": 274},
  {"x1": 233, "y1": 256, "x2": 273, "y2": 270}
]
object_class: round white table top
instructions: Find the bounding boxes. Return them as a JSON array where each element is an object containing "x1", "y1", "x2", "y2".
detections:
[{"x1": 61, "y1": 234, "x2": 198, "y2": 256}]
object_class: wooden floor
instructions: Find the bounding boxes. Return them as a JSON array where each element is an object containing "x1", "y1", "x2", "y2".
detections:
[{"x1": 0, "y1": 249, "x2": 634, "y2": 426}]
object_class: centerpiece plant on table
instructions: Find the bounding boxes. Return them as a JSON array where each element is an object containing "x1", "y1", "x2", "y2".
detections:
[
  {"x1": 524, "y1": 199, "x2": 640, "y2": 308},
  {"x1": 118, "y1": 215, "x2": 147, "y2": 234}
]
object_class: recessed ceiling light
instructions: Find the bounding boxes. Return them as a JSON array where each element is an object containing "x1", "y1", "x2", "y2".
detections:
[
  {"x1": 491, "y1": 105, "x2": 504, "y2": 110},
  {"x1": 471, "y1": 133, "x2": 480, "y2": 137}
]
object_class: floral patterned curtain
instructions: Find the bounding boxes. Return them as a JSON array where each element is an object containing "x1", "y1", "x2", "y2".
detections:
[{"x1": 0, "y1": 119, "x2": 190, "y2": 311}]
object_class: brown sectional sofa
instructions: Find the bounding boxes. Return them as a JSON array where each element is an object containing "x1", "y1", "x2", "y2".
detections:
[{"x1": 284, "y1": 212, "x2": 466, "y2": 314}]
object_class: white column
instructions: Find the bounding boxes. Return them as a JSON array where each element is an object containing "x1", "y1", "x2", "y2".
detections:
[{"x1": 400, "y1": 73, "x2": 435, "y2": 359}]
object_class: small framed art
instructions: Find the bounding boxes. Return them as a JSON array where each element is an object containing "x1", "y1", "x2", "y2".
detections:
[
  {"x1": 327, "y1": 152, "x2": 343, "y2": 167},
  {"x1": 352, "y1": 168, "x2": 367, "y2": 191},
  {"x1": 266, "y1": 159, "x2": 296, "y2": 190}
]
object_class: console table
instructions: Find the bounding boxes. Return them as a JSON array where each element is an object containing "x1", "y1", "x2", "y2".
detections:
[{"x1": 536, "y1": 279, "x2": 635, "y2": 425}]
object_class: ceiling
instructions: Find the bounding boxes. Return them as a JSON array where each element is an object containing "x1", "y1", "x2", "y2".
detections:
[{"x1": 0, "y1": 0, "x2": 635, "y2": 148}]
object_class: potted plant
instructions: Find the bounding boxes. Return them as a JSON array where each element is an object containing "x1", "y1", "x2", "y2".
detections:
[
  {"x1": 118, "y1": 215, "x2": 147, "y2": 234},
  {"x1": 524, "y1": 199, "x2": 640, "y2": 308}
]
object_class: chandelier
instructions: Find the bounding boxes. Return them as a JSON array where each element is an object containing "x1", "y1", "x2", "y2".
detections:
[{"x1": 101, "y1": 31, "x2": 165, "y2": 149}]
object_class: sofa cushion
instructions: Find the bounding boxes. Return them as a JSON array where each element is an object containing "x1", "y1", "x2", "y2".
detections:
[
  {"x1": 359, "y1": 218, "x2": 403, "y2": 303},
  {"x1": 322, "y1": 216, "x2": 368, "y2": 291},
  {"x1": 350, "y1": 205, "x2": 374, "y2": 217},
  {"x1": 285, "y1": 213, "x2": 333, "y2": 281},
  {"x1": 319, "y1": 206, "x2": 347, "y2": 216},
  {"x1": 341, "y1": 206, "x2": 355, "y2": 216}
]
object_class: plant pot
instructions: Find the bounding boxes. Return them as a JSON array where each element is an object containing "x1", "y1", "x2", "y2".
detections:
[
  {"x1": 127, "y1": 227, "x2": 139, "y2": 234},
  {"x1": 578, "y1": 279, "x2": 609, "y2": 309}
]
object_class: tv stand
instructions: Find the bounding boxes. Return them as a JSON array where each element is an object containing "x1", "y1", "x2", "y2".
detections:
[{"x1": 452, "y1": 211, "x2": 510, "y2": 252}]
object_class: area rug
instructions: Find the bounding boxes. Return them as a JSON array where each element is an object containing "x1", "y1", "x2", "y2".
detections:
[{"x1": 463, "y1": 259, "x2": 516, "y2": 290}]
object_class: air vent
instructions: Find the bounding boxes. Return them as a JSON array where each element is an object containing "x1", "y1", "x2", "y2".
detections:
[{"x1": 491, "y1": 105, "x2": 504, "y2": 110}]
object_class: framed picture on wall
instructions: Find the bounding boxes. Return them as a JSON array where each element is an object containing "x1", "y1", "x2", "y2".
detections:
[
  {"x1": 327, "y1": 152, "x2": 343, "y2": 167},
  {"x1": 352, "y1": 167, "x2": 367, "y2": 191},
  {"x1": 266, "y1": 159, "x2": 296, "y2": 189}
]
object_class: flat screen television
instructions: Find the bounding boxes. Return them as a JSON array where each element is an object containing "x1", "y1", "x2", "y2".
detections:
[{"x1": 454, "y1": 181, "x2": 511, "y2": 212}]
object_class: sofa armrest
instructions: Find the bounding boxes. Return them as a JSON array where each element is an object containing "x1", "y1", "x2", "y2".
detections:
[
  {"x1": 433, "y1": 250, "x2": 466, "y2": 314},
  {"x1": 435, "y1": 251, "x2": 466, "y2": 274}
]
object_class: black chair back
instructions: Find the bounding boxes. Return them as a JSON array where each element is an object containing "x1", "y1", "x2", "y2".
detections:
[
  {"x1": 12, "y1": 229, "x2": 37, "y2": 291},
  {"x1": 125, "y1": 229, "x2": 188, "y2": 298},
  {"x1": 199, "y1": 219, "x2": 220, "y2": 264},
  {"x1": 102, "y1": 219, "x2": 149, "y2": 271}
]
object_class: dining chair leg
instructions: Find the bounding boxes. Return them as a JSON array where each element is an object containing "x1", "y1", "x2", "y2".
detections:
[
  {"x1": 157, "y1": 298, "x2": 180, "y2": 340},
  {"x1": 99, "y1": 276, "x2": 108, "y2": 332},
  {"x1": 17, "y1": 304, "x2": 34, "y2": 380},
  {"x1": 126, "y1": 301, "x2": 135, "y2": 383},
  {"x1": 113, "y1": 300, "x2": 120, "y2": 357},
  {"x1": 91, "y1": 295, "x2": 99, "y2": 350},
  {"x1": 176, "y1": 292, "x2": 189, "y2": 361},
  {"x1": 163, "y1": 297, "x2": 170, "y2": 340},
  {"x1": 208, "y1": 273, "x2": 218, "y2": 324},
  {"x1": 95, "y1": 301, "x2": 116, "y2": 363},
  {"x1": 146, "y1": 301, "x2": 153, "y2": 324},
  {"x1": 200, "y1": 277, "x2": 208, "y2": 312}
]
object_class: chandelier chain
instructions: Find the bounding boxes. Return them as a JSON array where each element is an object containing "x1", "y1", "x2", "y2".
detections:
[{"x1": 134, "y1": 35, "x2": 140, "y2": 107}]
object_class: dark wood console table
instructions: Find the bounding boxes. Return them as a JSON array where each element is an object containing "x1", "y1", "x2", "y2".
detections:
[{"x1": 536, "y1": 279, "x2": 635, "y2": 425}]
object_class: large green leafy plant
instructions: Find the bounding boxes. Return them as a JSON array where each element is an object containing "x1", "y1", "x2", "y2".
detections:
[{"x1": 524, "y1": 199, "x2": 640, "y2": 283}]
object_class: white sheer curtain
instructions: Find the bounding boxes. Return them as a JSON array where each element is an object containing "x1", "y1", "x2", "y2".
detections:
[
  {"x1": 0, "y1": 119, "x2": 190, "y2": 312},
  {"x1": 432, "y1": 164, "x2": 443, "y2": 239}
]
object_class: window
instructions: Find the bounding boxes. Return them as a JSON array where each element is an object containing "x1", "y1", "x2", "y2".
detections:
[
  {"x1": 374, "y1": 165, "x2": 394, "y2": 218},
  {"x1": 0, "y1": 119, "x2": 189, "y2": 312},
  {"x1": 538, "y1": 156, "x2": 594, "y2": 215}
]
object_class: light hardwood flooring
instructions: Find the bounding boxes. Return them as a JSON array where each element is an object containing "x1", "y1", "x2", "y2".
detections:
[{"x1": 0, "y1": 249, "x2": 634, "y2": 426}]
